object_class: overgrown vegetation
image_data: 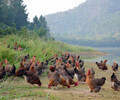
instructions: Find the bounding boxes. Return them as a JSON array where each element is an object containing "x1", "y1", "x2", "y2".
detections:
[
  {"x1": 0, "y1": 0, "x2": 51, "y2": 39},
  {"x1": 0, "y1": 34, "x2": 96, "y2": 68}
]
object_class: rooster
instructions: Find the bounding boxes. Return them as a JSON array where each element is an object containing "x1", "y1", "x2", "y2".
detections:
[
  {"x1": 86, "y1": 69, "x2": 106, "y2": 93},
  {"x1": 96, "y1": 60, "x2": 108, "y2": 70},
  {"x1": 111, "y1": 73, "x2": 120, "y2": 91},
  {"x1": 4, "y1": 59, "x2": 16, "y2": 76},
  {"x1": 112, "y1": 62, "x2": 118, "y2": 72}
]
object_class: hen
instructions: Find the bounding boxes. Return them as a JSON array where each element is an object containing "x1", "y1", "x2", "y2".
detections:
[
  {"x1": 111, "y1": 73, "x2": 120, "y2": 91},
  {"x1": 15, "y1": 62, "x2": 25, "y2": 77},
  {"x1": 96, "y1": 60, "x2": 108, "y2": 70},
  {"x1": 24, "y1": 70, "x2": 42, "y2": 86},
  {"x1": 48, "y1": 69, "x2": 60, "y2": 88},
  {"x1": 4, "y1": 59, "x2": 16, "y2": 76},
  {"x1": 86, "y1": 69, "x2": 106, "y2": 93},
  {"x1": 112, "y1": 62, "x2": 118, "y2": 71}
]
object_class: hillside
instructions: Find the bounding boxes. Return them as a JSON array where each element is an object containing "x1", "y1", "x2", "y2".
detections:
[{"x1": 45, "y1": 0, "x2": 120, "y2": 47}]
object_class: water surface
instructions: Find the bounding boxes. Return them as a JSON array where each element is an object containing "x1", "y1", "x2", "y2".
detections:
[{"x1": 85, "y1": 47, "x2": 120, "y2": 65}]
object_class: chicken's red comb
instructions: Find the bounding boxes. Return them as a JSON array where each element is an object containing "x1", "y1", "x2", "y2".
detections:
[
  {"x1": 74, "y1": 82, "x2": 79, "y2": 87},
  {"x1": 88, "y1": 69, "x2": 91, "y2": 72}
]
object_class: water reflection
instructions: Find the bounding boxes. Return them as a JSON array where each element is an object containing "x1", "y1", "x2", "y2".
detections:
[{"x1": 85, "y1": 47, "x2": 120, "y2": 65}]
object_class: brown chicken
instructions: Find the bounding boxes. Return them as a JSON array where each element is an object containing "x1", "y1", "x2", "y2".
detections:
[
  {"x1": 18, "y1": 44, "x2": 23, "y2": 51},
  {"x1": 49, "y1": 65, "x2": 56, "y2": 72},
  {"x1": 59, "y1": 75, "x2": 71, "y2": 88},
  {"x1": 4, "y1": 59, "x2": 16, "y2": 76},
  {"x1": 111, "y1": 73, "x2": 120, "y2": 91},
  {"x1": 48, "y1": 69, "x2": 60, "y2": 88},
  {"x1": 48, "y1": 68, "x2": 71, "y2": 88},
  {"x1": 29, "y1": 63, "x2": 36, "y2": 73},
  {"x1": 0, "y1": 61, "x2": 5, "y2": 79},
  {"x1": 112, "y1": 62, "x2": 118, "y2": 71},
  {"x1": 15, "y1": 62, "x2": 25, "y2": 77},
  {"x1": 86, "y1": 69, "x2": 106, "y2": 93},
  {"x1": 96, "y1": 60, "x2": 108, "y2": 70},
  {"x1": 22, "y1": 58, "x2": 31, "y2": 70},
  {"x1": 34, "y1": 61, "x2": 44, "y2": 75},
  {"x1": 60, "y1": 68, "x2": 78, "y2": 86},
  {"x1": 13, "y1": 42, "x2": 18, "y2": 51},
  {"x1": 30, "y1": 55, "x2": 36, "y2": 64},
  {"x1": 24, "y1": 70, "x2": 42, "y2": 86}
]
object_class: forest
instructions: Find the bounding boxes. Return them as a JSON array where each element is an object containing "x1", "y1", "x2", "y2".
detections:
[{"x1": 0, "y1": 0, "x2": 52, "y2": 39}]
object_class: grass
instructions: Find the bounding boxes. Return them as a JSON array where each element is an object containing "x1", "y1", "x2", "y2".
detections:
[
  {"x1": 0, "y1": 34, "x2": 96, "y2": 69},
  {"x1": 1, "y1": 34, "x2": 112, "y2": 100},
  {"x1": 0, "y1": 76, "x2": 58, "y2": 100},
  {"x1": 0, "y1": 62, "x2": 120, "y2": 100}
]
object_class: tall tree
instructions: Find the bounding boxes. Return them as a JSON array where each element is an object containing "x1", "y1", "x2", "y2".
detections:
[{"x1": 0, "y1": 0, "x2": 28, "y2": 29}]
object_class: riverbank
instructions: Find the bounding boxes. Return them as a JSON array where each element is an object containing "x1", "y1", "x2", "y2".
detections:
[{"x1": 71, "y1": 51, "x2": 109, "y2": 58}]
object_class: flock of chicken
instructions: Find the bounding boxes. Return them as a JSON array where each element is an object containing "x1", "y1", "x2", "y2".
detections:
[
  {"x1": 3, "y1": 41, "x2": 23, "y2": 51},
  {"x1": 0, "y1": 42, "x2": 120, "y2": 94}
]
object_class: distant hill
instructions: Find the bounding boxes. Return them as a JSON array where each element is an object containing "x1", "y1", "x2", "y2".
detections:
[{"x1": 45, "y1": 0, "x2": 120, "y2": 47}]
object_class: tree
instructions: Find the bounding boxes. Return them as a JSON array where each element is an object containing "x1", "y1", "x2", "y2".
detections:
[{"x1": 0, "y1": 0, "x2": 28, "y2": 30}]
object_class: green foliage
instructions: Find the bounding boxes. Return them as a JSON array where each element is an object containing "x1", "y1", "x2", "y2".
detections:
[
  {"x1": 28, "y1": 15, "x2": 50, "y2": 38},
  {"x1": 0, "y1": 34, "x2": 96, "y2": 68},
  {"x1": 0, "y1": 0, "x2": 51, "y2": 39},
  {"x1": 0, "y1": 0, "x2": 28, "y2": 30}
]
